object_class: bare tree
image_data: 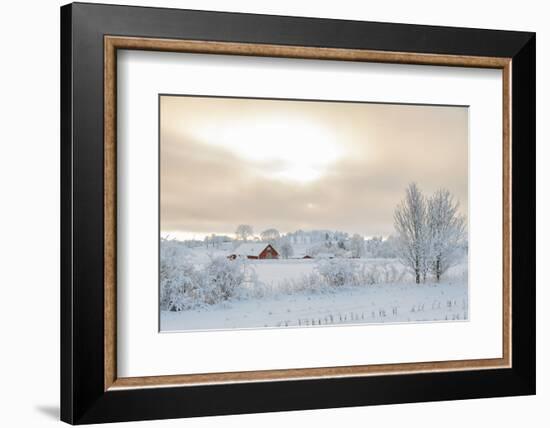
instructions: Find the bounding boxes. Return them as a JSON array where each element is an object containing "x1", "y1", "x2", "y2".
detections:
[
  {"x1": 260, "y1": 228, "x2": 280, "y2": 243},
  {"x1": 427, "y1": 189, "x2": 467, "y2": 281},
  {"x1": 235, "y1": 224, "x2": 253, "y2": 241},
  {"x1": 350, "y1": 234, "x2": 365, "y2": 258},
  {"x1": 393, "y1": 183, "x2": 429, "y2": 284}
]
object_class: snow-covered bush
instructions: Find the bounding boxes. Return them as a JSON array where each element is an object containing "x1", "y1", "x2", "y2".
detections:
[
  {"x1": 275, "y1": 260, "x2": 410, "y2": 292},
  {"x1": 316, "y1": 259, "x2": 358, "y2": 287},
  {"x1": 381, "y1": 262, "x2": 407, "y2": 283},
  {"x1": 355, "y1": 262, "x2": 408, "y2": 285},
  {"x1": 160, "y1": 239, "x2": 246, "y2": 310},
  {"x1": 277, "y1": 272, "x2": 332, "y2": 294},
  {"x1": 160, "y1": 239, "x2": 202, "y2": 311},
  {"x1": 357, "y1": 263, "x2": 381, "y2": 285},
  {"x1": 202, "y1": 256, "x2": 245, "y2": 303},
  {"x1": 160, "y1": 261, "x2": 202, "y2": 311}
]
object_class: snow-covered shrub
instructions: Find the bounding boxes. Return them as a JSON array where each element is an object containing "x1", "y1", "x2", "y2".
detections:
[
  {"x1": 277, "y1": 272, "x2": 331, "y2": 294},
  {"x1": 160, "y1": 239, "x2": 202, "y2": 311},
  {"x1": 160, "y1": 261, "x2": 202, "y2": 311},
  {"x1": 357, "y1": 263, "x2": 381, "y2": 285},
  {"x1": 202, "y1": 256, "x2": 245, "y2": 303},
  {"x1": 380, "y1": 262, "x2": 408, "y2": 283},
  {"x1": 160, "y1": 240, "x2": 247, "y2": 310},
  {"x1": 354, "y1": 261, "x2": 409, "y2": 285},
  {"x1": 316, "y1": 259, "x2": 358, "y2": 287}
]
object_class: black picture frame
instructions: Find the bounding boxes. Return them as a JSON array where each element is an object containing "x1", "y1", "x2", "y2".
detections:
[{"x1": 61, "y1": 2, "x2": 535, "y2": 424}]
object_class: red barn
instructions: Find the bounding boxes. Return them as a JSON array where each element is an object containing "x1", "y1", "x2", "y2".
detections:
[{"x1": 228, "y1": 243, "x2": 279, "y2": 260}]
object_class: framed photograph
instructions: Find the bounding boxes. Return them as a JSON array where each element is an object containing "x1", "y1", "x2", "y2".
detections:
[{"x1": 61, "y1": 2, "x2": 535, "y2": 424}]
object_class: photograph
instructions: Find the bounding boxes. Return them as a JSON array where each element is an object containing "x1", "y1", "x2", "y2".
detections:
[
  {"x1": 56, "y1": 2, "x2": 536, "y2": 424},
  {"x1": 159, "y1": 95, "x2": 469, "y2": 332}
]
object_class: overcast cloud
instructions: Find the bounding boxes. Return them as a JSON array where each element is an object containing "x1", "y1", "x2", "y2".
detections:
[{"x1": 160, "y1": 95, "x2": 468, "y2": 239}]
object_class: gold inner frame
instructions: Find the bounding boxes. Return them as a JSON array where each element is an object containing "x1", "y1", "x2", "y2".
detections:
[{"x1": 104, "y1": 35, "x2": 512, "y2": 391}]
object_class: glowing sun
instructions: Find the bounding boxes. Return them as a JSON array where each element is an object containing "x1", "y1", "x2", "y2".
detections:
[{"x1": 190, "y1": 115, "x2": 345, "y2": 184}]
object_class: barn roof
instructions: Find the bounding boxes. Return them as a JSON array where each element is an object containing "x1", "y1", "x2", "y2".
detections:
[{"x1": 232, "y1": 243, "x2": 276, "y2": 257}]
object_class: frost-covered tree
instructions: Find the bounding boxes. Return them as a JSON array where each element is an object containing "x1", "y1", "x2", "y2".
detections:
[
  {"x1": 393, "y1": 183, "x2": 429, "y2": 284},
  {"x1": 279, "y1": 239, "x2": 294, "y2": 259},
  {"x1": 350, "y1": 234, "x2": 365, "y2": 258},
  {"x1": 393, "y1": 184, "x2": 467, "y2": 283},
  {"x1": 427, "y1": 189, "x2": 467, "y2": 281},
  {"x1": 260, "y1": 228, "x2": 280, "y2": 243},
  {"x1": 235, "y1": 224, "x2": 253, "y2": 241}
]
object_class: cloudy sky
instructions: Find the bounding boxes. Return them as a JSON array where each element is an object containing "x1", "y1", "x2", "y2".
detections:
[{"x1": 160, "y1": 95, "x2": 468, "y2": 240}]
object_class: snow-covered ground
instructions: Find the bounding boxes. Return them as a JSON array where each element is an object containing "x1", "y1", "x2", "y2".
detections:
[{"x1": 160, "y1": 257, "x2": 468, "y2": 332}]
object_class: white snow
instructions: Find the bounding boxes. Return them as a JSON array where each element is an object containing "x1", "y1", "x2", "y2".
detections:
[
  {"x1": 160, "y1": 254, "x2": 468, "y2": 332},
  {"x1": 161, "y1": 279, "x2": 467, "y2": 331}
]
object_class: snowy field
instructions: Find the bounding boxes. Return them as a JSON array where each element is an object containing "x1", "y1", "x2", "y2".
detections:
[{"x1": 160, "y1": 257, "x2": 468, "y2": 332}]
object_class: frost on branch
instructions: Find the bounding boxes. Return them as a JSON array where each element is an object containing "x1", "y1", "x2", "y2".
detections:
[
  {"x1": 427, "y1": 189, "x2": 467, "y2": 281},
  {"x1": 235, "y1": 224, "x2": 254, "y2": 241},
  {"x1": 202, "y1": 256, "x2": 245, "y2": 303},
  {"x1": 393, "y1": 183, "x2": 467, "y2": 283},
  {"x1": 316, "y1": 259, "x2": 358, "y2": 287},
  {"x1": 393, "y1": 183, "x2": 430, "y2": 284},
  {"x1": 260, "y1": 228, "x2": 281, "y2": 243},
  {"x1": 160, "y1": 238, "x2": 200, "y2": 311},
  {"x1": 160, "y1": 238, "x2": 246, "y2": 310}
]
